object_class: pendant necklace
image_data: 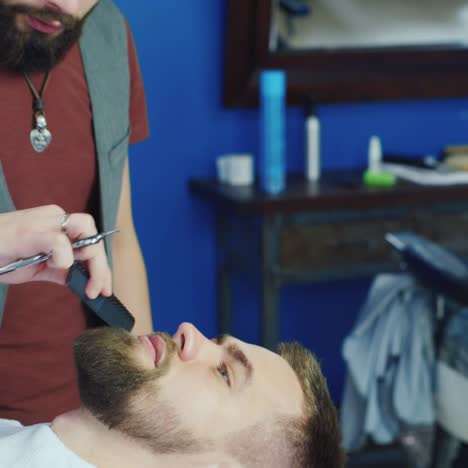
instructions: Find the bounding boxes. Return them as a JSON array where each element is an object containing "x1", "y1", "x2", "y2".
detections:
[{"x1": 24, "y1": 71, "x2": 52, "y2": 153}]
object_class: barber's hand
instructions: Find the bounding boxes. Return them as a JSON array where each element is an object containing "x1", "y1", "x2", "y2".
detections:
[{"x1": 0, "y1": 205, "x2": 112, "y2": 298}]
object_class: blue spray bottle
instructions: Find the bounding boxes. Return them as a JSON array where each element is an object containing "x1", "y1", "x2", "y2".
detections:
[{"x1": 259, "y1": 70, "x2": 286, "y2": 194}]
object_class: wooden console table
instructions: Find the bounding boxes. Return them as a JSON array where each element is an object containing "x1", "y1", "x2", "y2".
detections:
[{"x1": 188, "y1": 170, "x2": 468, "y2": 349}]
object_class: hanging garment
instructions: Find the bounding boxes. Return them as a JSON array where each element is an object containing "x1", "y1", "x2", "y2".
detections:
[{"x1": 341, "y1": 273, "x2": 435, "y2": 451}]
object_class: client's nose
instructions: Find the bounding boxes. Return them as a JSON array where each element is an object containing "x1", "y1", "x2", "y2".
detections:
[{"x1": 173, "y1": 322, "x2": 211, "y2": 361}]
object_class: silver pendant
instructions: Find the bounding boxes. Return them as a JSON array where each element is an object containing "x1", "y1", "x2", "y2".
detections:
[{"x1": 30, "y1": 113, "x2": 52, "y2": 153}]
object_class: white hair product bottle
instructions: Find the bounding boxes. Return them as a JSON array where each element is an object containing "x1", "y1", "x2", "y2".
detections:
[{"x1": 305, "y1": 101, "x2": 320, "y2": 181}]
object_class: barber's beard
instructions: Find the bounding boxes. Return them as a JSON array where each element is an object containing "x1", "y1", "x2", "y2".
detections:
[
  {"x1": 0, "y1": 2, "x2": 86, "y2": 73},
  {"x1": 74, "y1": 328, "x2": 203, "y2": 455}
]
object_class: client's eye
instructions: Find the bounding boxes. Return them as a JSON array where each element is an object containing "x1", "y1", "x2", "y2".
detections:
[{"x1": 217, "y1": 363, "x2": 231, "y2": 386}]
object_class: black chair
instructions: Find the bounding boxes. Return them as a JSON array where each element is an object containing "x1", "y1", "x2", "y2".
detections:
[{"x1": 386, "y1": 232, "x2": 468, "y2": 468}]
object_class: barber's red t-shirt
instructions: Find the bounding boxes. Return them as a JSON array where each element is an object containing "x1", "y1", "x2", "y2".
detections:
[{"x1": 0, "y1": 23, "x2": 149, "y2": 425}]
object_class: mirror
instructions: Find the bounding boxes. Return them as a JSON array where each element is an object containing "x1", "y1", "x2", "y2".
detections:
[
  {"x1": 223, "y1": 0, "x2": 468, "y2": 107},
  {"x1": 272, "y1": 0, "x2": 468, "y2": 51}
]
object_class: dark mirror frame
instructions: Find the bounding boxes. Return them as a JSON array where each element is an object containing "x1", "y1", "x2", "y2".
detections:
[{"x1": 223, "y1": 0, "x2": 468, "y2": 108}]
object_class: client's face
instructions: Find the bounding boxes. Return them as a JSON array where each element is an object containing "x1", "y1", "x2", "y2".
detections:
[{"x1": 74, "y1": 323, "x2": 304, "y2": 455}]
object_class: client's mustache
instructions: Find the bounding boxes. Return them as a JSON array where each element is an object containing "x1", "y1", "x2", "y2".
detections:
[
  {"x1": 10, "y1": 4, "x2": 79, "y2": 29},
  {"x1": 153, "y1": 331, "x2": 178, "y2": 366}
]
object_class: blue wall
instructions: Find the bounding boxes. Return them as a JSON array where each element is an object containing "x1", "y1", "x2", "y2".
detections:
[{"x1": 114, "y1": 0, "x2": 468, "y2": 402}]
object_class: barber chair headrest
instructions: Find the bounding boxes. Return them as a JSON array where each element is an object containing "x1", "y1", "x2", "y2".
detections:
[{"x1": 385, "y1": 232, "x2": 468, "y2": 306}]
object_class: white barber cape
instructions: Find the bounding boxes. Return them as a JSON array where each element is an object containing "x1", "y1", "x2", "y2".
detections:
[{"x1": 0, "y1": 418, "x2": 94, "y2": 468}]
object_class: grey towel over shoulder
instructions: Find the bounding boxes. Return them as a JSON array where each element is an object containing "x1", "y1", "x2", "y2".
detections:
[{"x1": 341, "y1": 273, "x2": 435, "y2": 450}]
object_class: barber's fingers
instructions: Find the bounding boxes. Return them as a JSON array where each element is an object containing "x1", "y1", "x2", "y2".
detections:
[
  {"x1": 56, "y1": 212, "x2": 98, "y2": 239},
  {"x1": 39, "y1": 230, "x2": 112, "y2": 297},
  {"x1": 2, "y1": 206, "x2": 112, "y2": 295},
  {"x1": 8, "y1": 204, "x2": 65, "y2": 224},
  {"x1": 74, "y1": 244, "x2": 112, "y2": 299},
  {"x1": 11, "y1": 207, "x2": 98, "y2": 241},
  {"x1": 46, "y1": 211, "x2": 113, "y2": 298},
  {"x1": 1, "y1": 205, "x2": 66, "y2": 258},
  {"x1": 20, "y1": 210, "x2": 100, "y2": 269},
  {"x1": 44, "y1": 233, "x2": 75, "y2": 269},
  {"x1": 16, "y1": 205, "x2": 67, "y2": 233},
  {"x1": 16, "y1": 230, "x2": 75, "y2": 269},
  {"x1": 32, "y1": 229, "x2": 112, "y2": 298},
  {"x1": 0, "y1": 230, "x2": 72, "y2": 285},
  {"x1": 84, "y1": 256, "x2": 112, "y2": 299}
]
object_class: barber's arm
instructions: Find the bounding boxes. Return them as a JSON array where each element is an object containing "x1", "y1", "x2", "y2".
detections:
[
  {"x1": 0, "y1": 205, "x2": 112, "y2": 298},
  {"x1": 112, "y1": 159, "x2": 153, "y2": 335}
]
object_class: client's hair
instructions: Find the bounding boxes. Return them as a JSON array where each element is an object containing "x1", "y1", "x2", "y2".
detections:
[
  {"x1": 226, "y1": 342, "x2": 345, "y2": 467},
  {"x1": 278, "y1": 342, "x2": 346, "y2": 468}
]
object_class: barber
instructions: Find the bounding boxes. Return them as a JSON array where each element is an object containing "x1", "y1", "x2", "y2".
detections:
[{"x1": 0, "y1": 204, "x2": 111, "y2": 298}]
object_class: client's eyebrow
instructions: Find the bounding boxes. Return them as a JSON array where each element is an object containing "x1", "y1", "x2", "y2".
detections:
[{"x1": 215, "y1": 335, "x2": 253, "y2": 385}]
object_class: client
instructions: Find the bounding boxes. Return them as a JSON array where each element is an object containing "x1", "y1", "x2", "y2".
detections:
[{"x1": 0, "y1": 322, "x2": 345, "y2": 468}]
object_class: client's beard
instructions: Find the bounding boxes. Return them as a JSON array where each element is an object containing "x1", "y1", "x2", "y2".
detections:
[
  {"x1": 74, "y1": 328, "x2": 203, "y2": 454},
  {"x1": 0, "y1": 2, "x2": 87, "y2": 73}
]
